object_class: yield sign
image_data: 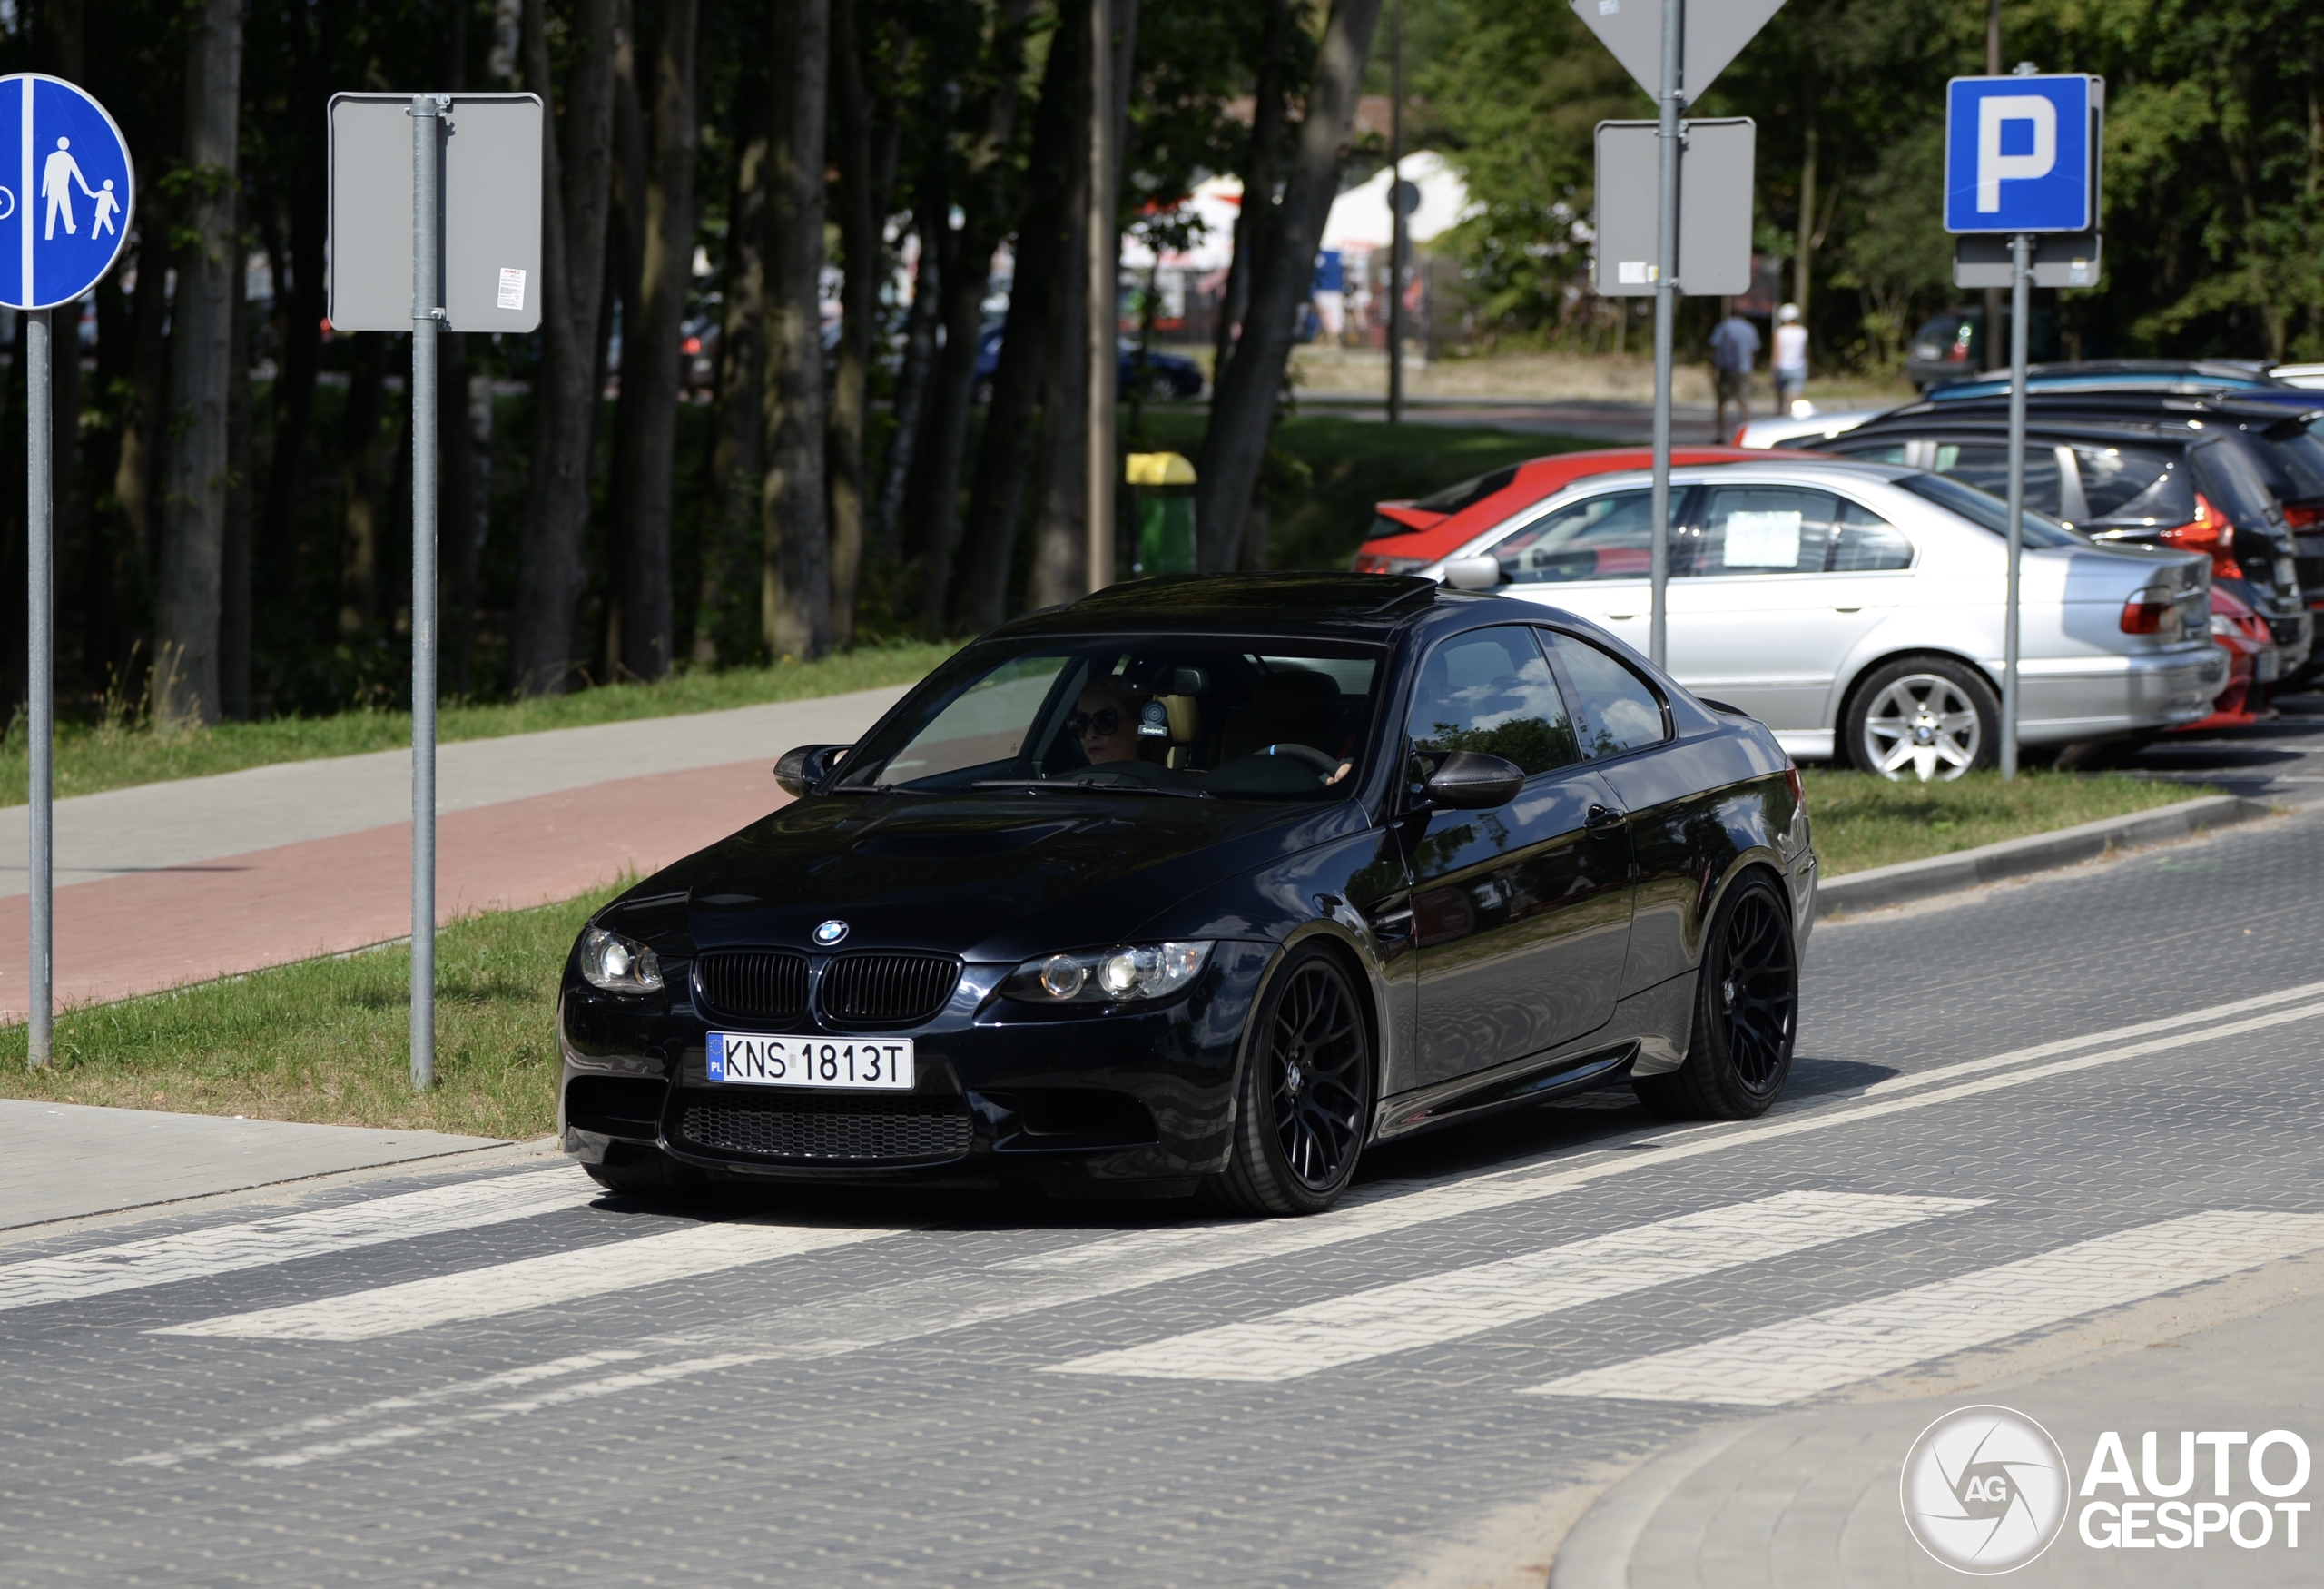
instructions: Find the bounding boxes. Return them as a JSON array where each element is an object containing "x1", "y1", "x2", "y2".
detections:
[{"x1": 1570, "y1": 0, "x2": 1787, "y2": 104}]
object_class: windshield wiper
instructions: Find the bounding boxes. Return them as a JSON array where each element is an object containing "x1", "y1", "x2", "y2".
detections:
[{"x1": 970, "y1": 778, "x2": 1212, "y2": 800}]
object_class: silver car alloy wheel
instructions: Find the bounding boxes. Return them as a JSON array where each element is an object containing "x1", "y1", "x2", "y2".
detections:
[{"x1": 1862, "y1": 672, "x2": 1983, "y2": 782}]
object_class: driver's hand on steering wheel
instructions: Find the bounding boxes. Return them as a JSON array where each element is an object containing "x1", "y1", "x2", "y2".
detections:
[{"x1": 1325, "y1": 760, "x2": 1354, "y2": 785}]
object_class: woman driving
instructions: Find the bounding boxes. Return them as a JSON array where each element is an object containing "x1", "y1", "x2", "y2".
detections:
[{"x1": 1069, "y1": 676, "x2": 1148, "y2": 765}]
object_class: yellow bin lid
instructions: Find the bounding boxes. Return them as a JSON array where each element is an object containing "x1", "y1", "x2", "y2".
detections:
[{"x1": 1125, "y1": 451, "x2": 1196, "y2": 486}]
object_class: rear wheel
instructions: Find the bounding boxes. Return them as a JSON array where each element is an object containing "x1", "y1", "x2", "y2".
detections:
[
  {"x1": 1846, "y1": 656, "x2": 1998, "y2": 781},
  {"x1": 1632, "y1": 873, "x2": 1798, "y2": 1120},
  {"x1": 1203, "y1": 946, "x2": 1373, "y2": 1216}
]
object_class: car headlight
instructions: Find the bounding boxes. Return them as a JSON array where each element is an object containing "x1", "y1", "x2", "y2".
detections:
[
  {"x1": 579, "y1": 926, "x2": 663, "y2": 992},
  {"x1": 1003, "y1": 942, "x2": 1213, "y2": 1003}
]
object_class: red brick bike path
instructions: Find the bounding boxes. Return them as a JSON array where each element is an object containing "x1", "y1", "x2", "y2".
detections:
[{"x1": 0, "y1": 760, "x2": 789, "y2": 1020}]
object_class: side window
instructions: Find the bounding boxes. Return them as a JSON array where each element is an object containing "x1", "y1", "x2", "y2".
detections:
[
  {"x1": 1837, "y1": 441, "x2": 1912, "y2": 465},
  {"x1": 1406, "y1": 627, "x2": 1581, "y2": 776},
  {"x1": 1691, "y1": 486, "x2": 1837, "y2": 576},
  {"x1": 2072, "y1": 446, "x2": 2191, "y2": 527},
  {"x1": 1933, "y1": 441, "x2": 2064, "y2": 518},
  {"x1": 1545, "y1": 630, "x2": 1668, "y2": 756},
  {"x1": 1482, "y1": 489, "x2": 1655, "y2": 584},
  {"x1": 1828, "y1": 498, "x2": 1915, "y2": 571}
]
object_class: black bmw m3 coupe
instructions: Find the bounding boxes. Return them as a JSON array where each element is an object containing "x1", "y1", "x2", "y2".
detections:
[{"x1": 558, "y1": 574, "x2": 1817, "y2": 1215}]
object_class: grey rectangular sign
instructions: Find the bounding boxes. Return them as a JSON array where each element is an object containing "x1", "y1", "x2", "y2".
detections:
[
  {"x1": 328, "y1": 93, "x2": 542, "y2": 333},
  {"x1": 1953, "y1": 231, "x2": 2102, "y2": 290},
  {"x1": 1592, "y1": 118, "x2": 1756, "y2": 297}
]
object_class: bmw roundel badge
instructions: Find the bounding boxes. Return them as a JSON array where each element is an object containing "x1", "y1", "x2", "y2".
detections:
[{"x1": 812, "y1": 919, "x2": 850, "y2": 947}]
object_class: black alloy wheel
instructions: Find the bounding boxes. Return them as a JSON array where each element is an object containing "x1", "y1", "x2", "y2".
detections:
[
  {"x1": 1633, "y1": 873, "x2": 1798, "y2": 1120},
  {"x1": 1205, "y1": 945, "x2": 1373, "y2": 1216}
]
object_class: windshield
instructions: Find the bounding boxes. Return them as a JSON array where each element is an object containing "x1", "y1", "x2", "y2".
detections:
[
  {"x1": 1413, "y1": 465, "x2": 1520, "y2": 515},
  {"x1": 835, "y1": 638, "x2": 1385, "y2": 800},
  {"x1": 1895, "y1": 471, "x2": 2088, "y2": 547}
]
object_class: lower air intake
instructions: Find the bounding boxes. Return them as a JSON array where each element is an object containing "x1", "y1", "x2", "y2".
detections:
[{"x1": 678, "y1": 1091, "x2": 971, "y2": 1163}]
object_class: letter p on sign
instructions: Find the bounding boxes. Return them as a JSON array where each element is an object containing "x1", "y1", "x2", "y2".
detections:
[
  {"x1": 1977, "y1": 96, "x2": 2055, "y2": 211},
  {"x1": 1945, "y1": 74, "x2": 2097, "y2": 234}
]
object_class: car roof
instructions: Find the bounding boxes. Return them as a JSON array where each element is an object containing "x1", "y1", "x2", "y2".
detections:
[
  {"x1": 999, "y1": 572, "x2": 1449, "y2": 640},
  {"x1": 1531, "y1": 457, "x2": 1923, "y2": 492}
]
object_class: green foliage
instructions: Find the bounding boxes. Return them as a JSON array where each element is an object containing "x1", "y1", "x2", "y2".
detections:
[{"x1": 1806, "y1": 767, "x2": 2217, "y2": 878}]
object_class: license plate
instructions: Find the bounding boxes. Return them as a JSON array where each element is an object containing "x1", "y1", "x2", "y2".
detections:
[{"x1": 706, "y1": 1033, "x2": 915, "y2": 1090}]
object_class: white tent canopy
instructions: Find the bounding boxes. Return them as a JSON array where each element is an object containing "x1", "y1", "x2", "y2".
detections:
[{"x1": 1122, "y1": 153, "x2": 1472, "y2": 272}]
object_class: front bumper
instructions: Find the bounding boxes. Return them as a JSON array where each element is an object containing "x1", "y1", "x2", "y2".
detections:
[{"x1": 557, "y1": 942, "x2": 1275, "y2": 1192}]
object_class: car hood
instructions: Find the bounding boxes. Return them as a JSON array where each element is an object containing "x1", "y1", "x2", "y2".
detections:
[{"x1": 623, "y1": 789, "x2": 1367, "y2": 962}]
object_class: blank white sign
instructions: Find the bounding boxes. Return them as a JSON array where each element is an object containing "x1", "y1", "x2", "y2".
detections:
[{"x1": 327, "y1": 93, "x2": 542, "y2": 333}]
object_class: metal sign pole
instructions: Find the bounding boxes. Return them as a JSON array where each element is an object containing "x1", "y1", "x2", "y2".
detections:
[
  {"x1": 25, "y1": 308, "x2": 51, "y2": 1066},
  {"x1": 2001, "y1": 230, "x2": 2031, "y2": 780},
  {"x1": 1648, "y1": 0, "x2": 1683, "y2": 669},
  {"x1": 410, "y1": 94, "x2": 443, "y2": 1089}
]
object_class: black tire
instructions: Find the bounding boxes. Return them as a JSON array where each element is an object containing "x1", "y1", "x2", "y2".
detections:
[
  {"x1": 1842, "y1": 655, "x2": 2000, "y2": 781},
  {"x1": 1631, "y1": 873, "x2": 1798, "y2": 1120},
  {"x1": 1203, "y1": 945, "x2": 1374, "y2": 1216}
]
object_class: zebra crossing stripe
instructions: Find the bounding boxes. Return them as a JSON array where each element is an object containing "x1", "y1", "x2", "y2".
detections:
[
  {"x1": 153, "y1": 1219, "x2": 904, "y2": 1341},
  {"x1": 1525, "y1": 1209, "x2": 2324, "y2": 1406},
  {"x1": 0, "y1": 1167, "x2": 596, "y2": 1313},
  {"x1": 1044, "y1": 1191, "x2": 1981, "y2": 1383}
]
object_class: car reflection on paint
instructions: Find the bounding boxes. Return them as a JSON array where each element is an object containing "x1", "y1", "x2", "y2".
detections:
[{"x1": 557, "y1": 574, "x2": 1817, "y2": 1216}]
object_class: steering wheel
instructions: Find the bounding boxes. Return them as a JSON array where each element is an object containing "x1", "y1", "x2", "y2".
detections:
[{"x1": 1265, "y1": 743, "x2": 1340, "y2": 776}]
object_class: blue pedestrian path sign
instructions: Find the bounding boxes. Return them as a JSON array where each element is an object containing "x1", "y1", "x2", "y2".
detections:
[
  {"x1": 1945, "y1": 74, "x2": 2099, "y2": 234},
  {"x1": 0, "y1": 74, "x2": 134, "y2": 311}
]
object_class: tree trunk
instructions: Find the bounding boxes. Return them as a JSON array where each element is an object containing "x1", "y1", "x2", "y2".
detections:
[
  {"x1": 222, "y1": 196, "x2": 252, "y2": 719},
  {"x1": 908, "y1": 0, "x2": 1037, "y2": 632},
  {"x1": 953, "y1": 15, "x2": 1081, "y2": 634},
  {"x1": 871, "y1": 195, "x2": 942, "y2": 602},
  {"x1": 1025, "y1": 21, "x2": 1094, "y2": 613},
  {"x1": 512, "y1": 0, "x2": 621, "y2": 696},
  {"x1": 602, "y1": 0, "x2": 648, "y2": 678},
  {"x1": 826, "y1": 0, "x2": 891, "y2": 651},
  {"x1": 1195, "y1": 0, "x2": 1383, "y2": 570},
  {"x1": 1794, "y1": 102, "x2": 1816, "y2": 325},
  {"x1": 1214, "y1": 0, "x2": 1292, "y2": 392},
  {"x1": 338, "y1": 334, "x2": 387, "y2": 638},
  {"x1": 448, "y1": 368, "x2": 489, "y2": 695},
  {"x1": 154, "y1": 0, "x2": 243, "y2": 725},
  {"x1": 611, "y1": 0, "x2": 699, "y2": 679},
  {"x1": 759, "y1": 0, "x2": 832, "y2": 659},
  {"x1": 695, "y1": 43, "x2": 768, "y2": 667}
]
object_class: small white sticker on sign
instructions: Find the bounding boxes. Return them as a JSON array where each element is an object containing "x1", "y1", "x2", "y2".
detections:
[
  {"x1": 1599, "y1": 0, "x2": 1619, "y2": 13},
  {"x1": 1618, "y1": 261, "x2": 1649, "y2": 284},
  {"x1": 497, "y1": 267, "x2": 527, "y2": 311}
]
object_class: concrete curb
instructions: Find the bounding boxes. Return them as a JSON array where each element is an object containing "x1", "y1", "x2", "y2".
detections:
[
  {"x1": 1547, "y1": 1422, "x2": 1758, "y2": 1589},
  {"x1": 1817, "y1": 793, "x2": 2274, "y2": 917}
]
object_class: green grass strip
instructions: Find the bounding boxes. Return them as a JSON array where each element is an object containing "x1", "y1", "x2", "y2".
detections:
[
  {"x1": 1805, "y1": 768, "x2": 2219, "y2": 878},
  {"x1": 0, "y1": 639, "x2": 958, "y2": 808},
  {"x1": 0, "y1": 885, "x2": 618, "y2": 1138}
]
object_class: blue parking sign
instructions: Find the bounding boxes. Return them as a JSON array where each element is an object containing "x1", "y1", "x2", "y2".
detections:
[
  {"x1": 0, "y1": 74, "x2": 134, "y2": 311},
  {"x1": 1945, "y1": 74, "x2": 2097, "y2": 234}
]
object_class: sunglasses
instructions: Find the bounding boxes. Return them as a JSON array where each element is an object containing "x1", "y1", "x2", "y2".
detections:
[{"x1": 1066, "y1": 709, "x2": 1124, "y2": 737}]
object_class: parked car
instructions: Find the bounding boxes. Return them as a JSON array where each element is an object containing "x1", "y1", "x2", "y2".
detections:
[
  {"x1": 972, "y1": 331, "x2": 1204, "y2": 402},
  {"x1": 1924, "y1": 360, "x2": 2291, "y2": 404},
  {"x1": 1905, "y1": 306, "x2": 2059, "y2": 391},
  {"x1": 1353, "y1": 447, "x2": 1764, "y2": 575},
  {"x1": 1790, "y1": 397, "x2": 2317, "y2": 673},
  {"x1": 1733, "y1": 406, "x2": 1891, "y2": 449},
  {"x1": 1424, "y1": 458, "x2": 2223, "y2": 777},
  {"x1": 2176, "y1": 586, "x2": 2279, "y2": 734},
  {"x1": 557, "y1": 573, "x2": 1820, "y2": 1213}
]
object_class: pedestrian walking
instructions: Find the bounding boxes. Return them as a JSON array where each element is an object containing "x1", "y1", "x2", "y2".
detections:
[
  {"x1": 1709, "y1": 304, "x2": 1760, "y2": 440},
  {"x1": 1775, "y1": 302, "x2": 1809, "y2": 413}
]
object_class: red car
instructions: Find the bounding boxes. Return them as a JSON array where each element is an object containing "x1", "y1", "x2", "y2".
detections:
[
  {"x1": 1352, "y1": 446, "x2": 1767, "y2": 574},
  {"x1": 2175, "y1": 585, "x2": 2280, "y2": 732}
]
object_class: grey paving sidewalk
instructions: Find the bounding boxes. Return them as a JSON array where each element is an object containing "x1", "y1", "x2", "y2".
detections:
[
  {"x1": 0, "y1": 685, "x2": 907, "y2": 894},
  {"x1": 0, "y1": 1099, "x2": 508, "y2": 1229},
  {"x1": 1551, "y1": 1280, "x2": 2324, "y2": 1587}
]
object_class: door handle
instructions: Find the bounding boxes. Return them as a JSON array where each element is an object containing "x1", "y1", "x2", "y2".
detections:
[
  {"x1": 1606, "y1": 613, "x2": 1635, "y2": 621},
  {"x1": 1833, "y1": 606, "x2": 1862, "y2": 613},
  {"x1": 1585, "y1": 803, "x2": 1626, "y2": 830}
]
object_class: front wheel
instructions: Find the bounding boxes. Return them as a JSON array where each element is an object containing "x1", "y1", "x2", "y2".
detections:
[
  {"x1": 1203, "y1": 946, "x2": 1374, "y2": 1216},
  {"x1": 1632, "y1": 873, "x2": 1798, "y2": 1120}
]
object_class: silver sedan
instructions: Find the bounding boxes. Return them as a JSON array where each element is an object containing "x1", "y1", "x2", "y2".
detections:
[{"x1": 1428, "y1": 458, "x2": 2226, "y2": 779}]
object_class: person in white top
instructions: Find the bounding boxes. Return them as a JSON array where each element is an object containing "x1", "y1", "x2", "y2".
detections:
[{"x1": 1774, "y1": 302, "x2": 1809, "y2": 412}]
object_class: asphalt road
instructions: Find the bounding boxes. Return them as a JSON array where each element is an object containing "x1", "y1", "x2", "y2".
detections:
[{"x1": 7, "y1": 707, "x2": 2324, "y2": 1587}]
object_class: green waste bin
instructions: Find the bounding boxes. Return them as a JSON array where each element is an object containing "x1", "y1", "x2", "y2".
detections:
[{"x1": 1128, "y1": 451, "x2": 1196, "y2": 575}]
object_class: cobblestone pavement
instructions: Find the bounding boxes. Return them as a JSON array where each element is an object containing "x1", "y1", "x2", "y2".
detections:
[{"x1": 6, "y1": 801, "x2": 2324, "y2": 1586}]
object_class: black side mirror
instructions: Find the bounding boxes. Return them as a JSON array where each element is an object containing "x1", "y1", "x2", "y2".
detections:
[
  {"x1": 1422, "y1": 750, "x2": 1525, "y2": 809},
  {"x1": 774, "y1": 743, "x2": 852, "y2": 797}
]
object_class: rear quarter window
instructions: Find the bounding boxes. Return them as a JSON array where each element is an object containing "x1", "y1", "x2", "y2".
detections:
[{"x1": 2190, "y1": 441, "x2": 2280, "y2": 528}]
